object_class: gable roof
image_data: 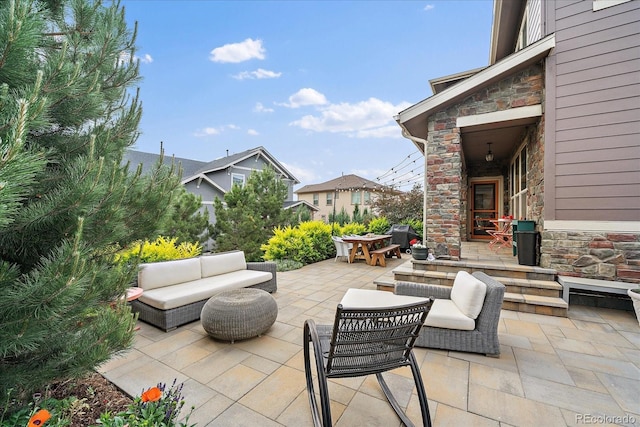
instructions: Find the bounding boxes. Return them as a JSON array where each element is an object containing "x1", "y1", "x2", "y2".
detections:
[
  {"x1": 123, "y1": 146, "x2": 299, "y2": 186},
  {"x1": 396, "y1": 33, "x2": 555, "y2": 144},
  {"x1": 284, "y1": 200, "x2": 319, "y2": 211},
  {"x1": 123, "y1": 150, "x2": 206, "y2": 177},
  {"x1": 184, "y1": 146, "x2": 299, "y2": 185},
  {"x1": 295, "y1": 174, "x2": 394, "y2": 194}
]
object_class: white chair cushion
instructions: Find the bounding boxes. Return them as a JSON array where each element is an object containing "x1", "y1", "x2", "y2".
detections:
[
  {"x1": 425, "y1": 299, "x2": 475, "y2": 331},
  {"x1": 200, "y1": 251, "x2": 247, "y2": 277},
  {"x1": 450, "y1": 271, "x2": 487, "y2": 319},
  {"x1": 138, "y1": 270, "x2": 272, "y2": 310},
  {"x1": 340, "y1": 288, "x2": 428, "y2": 309},
  {"x1": 138, "y1": 258, "x2": 201, "y2": 290}
]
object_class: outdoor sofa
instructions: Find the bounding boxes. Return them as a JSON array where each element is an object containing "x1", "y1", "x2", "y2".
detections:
[{"x1": 130, "y1": 250, "x2": 276, "y2": 331}]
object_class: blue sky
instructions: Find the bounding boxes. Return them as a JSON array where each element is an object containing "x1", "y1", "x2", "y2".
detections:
[{"x1": 121, "y1": 0, "x2": 493, "y2": 191}]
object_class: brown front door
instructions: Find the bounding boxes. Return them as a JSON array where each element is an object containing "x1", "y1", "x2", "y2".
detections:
[{"x1": 470, "y1": 180, "x2": 499, "y2": 240}]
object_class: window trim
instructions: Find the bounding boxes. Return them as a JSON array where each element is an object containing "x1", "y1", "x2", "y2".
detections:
[{"x1": 231, "y1": 173, "x2": 245, "y2": 187}]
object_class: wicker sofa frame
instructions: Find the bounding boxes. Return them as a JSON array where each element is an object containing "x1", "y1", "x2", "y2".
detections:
[
  {"x1": 394, "y1": 271, "x2": 505, "y2": 357},
  {"x1": 130, "y1": 261, "x2": 277, "y2": 332}
]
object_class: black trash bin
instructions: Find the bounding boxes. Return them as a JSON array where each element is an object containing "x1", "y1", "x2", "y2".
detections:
[{"x1": 516, "y1": 231, "x2": 539, "y2": 266}]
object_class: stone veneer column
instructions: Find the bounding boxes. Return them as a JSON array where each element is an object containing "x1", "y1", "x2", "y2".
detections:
[{"x1": 426, "y1": 113, "x2": 462, "y2": 260}]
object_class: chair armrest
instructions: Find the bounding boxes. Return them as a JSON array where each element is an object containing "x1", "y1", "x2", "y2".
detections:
[
  {"x1": 395, "y1": 282, "x2": 452, "y2": 299},
  {"x1": 247, "y1": 261, "x2": 276, "y2": 275},
  {"x1": 246, "y1": 261, "x2": 277, "y2": 293}
]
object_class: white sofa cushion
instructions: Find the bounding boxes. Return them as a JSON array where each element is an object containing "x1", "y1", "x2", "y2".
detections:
[
  {"x1": 425, "y1": 299, "x2": 475, "y2": 331},
  {"x1": 450, "y1": 271, "x2": 487, "y2": 319},
  {"x1": 201, "y1": 251, "x2": 247, "y2": 278},
  {"x1": 138, "y1": 258, "x2": 201, "y2": 291},
  {"x1": 138, "y1": 270, "x2": 273, "y2": 310}
]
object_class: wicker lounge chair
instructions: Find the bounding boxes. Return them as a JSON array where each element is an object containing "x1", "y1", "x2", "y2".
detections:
[
  {"x1": 394, "y1": 271, "x2": 505, "y2": 357},
  {"x1": 303, "y1": 289, "x2": 433, "y2": 427}
]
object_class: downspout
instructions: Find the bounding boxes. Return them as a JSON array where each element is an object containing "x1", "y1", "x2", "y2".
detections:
[{"x1": 395, "y1": 120, "x2": 429, "y2": 247}]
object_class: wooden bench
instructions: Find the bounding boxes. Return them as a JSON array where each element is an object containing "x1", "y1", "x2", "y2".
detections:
[
  {"x1": 557, "y1": 276, "x2": 636, "y2": 303},
  {"x1": 370, "y1": 244, "x2": 402, "y2": 267}
]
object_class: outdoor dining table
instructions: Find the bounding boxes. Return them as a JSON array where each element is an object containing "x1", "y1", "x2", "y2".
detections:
[{"x1": 341, "y1": 234, "x2": 392, "y2": 265}]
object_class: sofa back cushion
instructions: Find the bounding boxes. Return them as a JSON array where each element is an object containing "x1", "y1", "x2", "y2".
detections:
[
  {"x1": 138, "y1": 257, "x2": 202, "y2": 291},
  {"x1": 201, "y1": 251, "x2": 247, "y2": 278},
  {"x1": 450, "y1": 271, "x2": 487, "y2": 319}
]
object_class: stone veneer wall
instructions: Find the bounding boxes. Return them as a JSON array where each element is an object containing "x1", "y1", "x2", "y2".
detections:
[
  {"x1": 426, "y1": 63, "x2": 544, "y2": 259},
  {"x1": 541, "y1": 232, "x2": 640, "y2": 284}
]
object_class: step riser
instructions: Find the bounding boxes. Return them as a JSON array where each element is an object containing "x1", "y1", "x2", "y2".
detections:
[
  {"x1": 503, "y1": 301, "x2": 567, "y2": 317},
  {"x1": 411, "y1": 263, "x2": 556, "y2": 282}
]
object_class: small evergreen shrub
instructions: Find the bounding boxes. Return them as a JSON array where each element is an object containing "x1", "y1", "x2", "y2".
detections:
[
  {"x1": 115, "y1": 236, "x2": 202, "y2": 264},
  {"x1": 273, "y1": 259, "x2": 304, "y2": 272}
]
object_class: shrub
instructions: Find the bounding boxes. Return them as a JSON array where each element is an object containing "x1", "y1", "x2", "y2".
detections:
[
  {"x1": 407, "y1": 219, "x2": 424, "y2": 240},
  {"x1": 367, "y1": 217, "x2": 390, "y2": 235},
  {"x1": 262, "y1": 221, "x2": 333, "y2": 265},
  {"x1": 339, "y1": 222, "x2": 366, "y2": 236},
  {"x1": 115, "y1": 236, "x2": 202, "y2": 264}
]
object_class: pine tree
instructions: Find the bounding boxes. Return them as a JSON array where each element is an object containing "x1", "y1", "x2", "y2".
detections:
[
  {"x1": 158, "y1": 187, "x2": 212, "y2": 244},
  {"x1": 213, "y1": 167, "x2": 294, "y2": 261},
  {"x1": 0, "y1": 0, "x2": 181, "y2": 397}
]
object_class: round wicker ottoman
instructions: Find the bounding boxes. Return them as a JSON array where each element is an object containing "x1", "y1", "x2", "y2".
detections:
[{"x1": 201, "y1": 288, "x2": 278, "y2": 343}]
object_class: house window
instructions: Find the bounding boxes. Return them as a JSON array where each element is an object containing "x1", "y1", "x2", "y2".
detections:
[
  {"x1": 326, "y1": 192, "x2": 333, "y2": 206},
  {"x1": 231, "y1": 173, "x2": 245, "y2": 187},
  {"x1": 351, "y1": 191, "x2": 361, "y2": 205},
  {"x1": 510, "y1": 146, "x2": 528, "y2": 220},
  {"x1": 593, "y1": 0, "x2": 631, "y2": 11},
  {"x1": 364, "y1": 191, "x2": 371, "y2": 205},
  {"x1": 313, "y1": 193, "x2": 319, "y2": 206}
]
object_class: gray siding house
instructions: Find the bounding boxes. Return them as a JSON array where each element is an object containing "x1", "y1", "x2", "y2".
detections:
[
  {"x1": 396, "y1": 0, "x2": 639, "y2": 283},
  {"x1": 124, "y1": 146, "x2": 305, "y2": 226}
]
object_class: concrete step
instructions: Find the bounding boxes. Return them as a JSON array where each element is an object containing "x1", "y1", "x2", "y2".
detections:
[
  {"x1": 503, "y1": 292, "x2": 568, "y2": 317},
  {"x1": 374, "y1": 261, "x2": 568, "y2": 317}
]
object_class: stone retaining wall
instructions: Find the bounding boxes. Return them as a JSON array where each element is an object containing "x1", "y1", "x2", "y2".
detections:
[{"x1": 541, "y1": 231, "x2": 640, "y2": 284}]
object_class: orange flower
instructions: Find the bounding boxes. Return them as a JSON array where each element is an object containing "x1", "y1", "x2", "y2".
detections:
[
  {"x1": 28, "y1": 409, "x2": 51, "y2": 426},
  {"x1": 141, "y1": 386, "x2": 162, "y2": 402}
]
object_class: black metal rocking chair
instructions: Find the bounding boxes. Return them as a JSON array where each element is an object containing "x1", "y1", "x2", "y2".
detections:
[{"x1": 303, "y1": 292, "x2": 433, "y2": 427}]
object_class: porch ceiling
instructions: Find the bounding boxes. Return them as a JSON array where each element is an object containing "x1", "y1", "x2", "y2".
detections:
[{"x1": 460, "y1": 115, "x2": 539, "y2": 163}]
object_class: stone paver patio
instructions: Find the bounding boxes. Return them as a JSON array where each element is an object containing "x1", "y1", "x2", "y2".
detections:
[{"x1": 101, "y1": 255, "x2": 640, "y2": 426}]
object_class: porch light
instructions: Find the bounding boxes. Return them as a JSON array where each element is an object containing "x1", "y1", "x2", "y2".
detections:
[{"x1": 485, "y1": 143, "x2": 494, "y2": 162}]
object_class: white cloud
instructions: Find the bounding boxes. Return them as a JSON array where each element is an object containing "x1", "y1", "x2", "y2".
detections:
[
  {"x1": 232, "y1": 68, "x2": 282, "y2": 80},
  {"x1": 281, "y1": 161, "x2": 317, "y2": 183},
  {"x1": 194, "y1": 127, "x2": 220, "y2": 137},
  {"x1": 210, "y1": 38, "x2": 265, "y2": 63},
  {"x1": 247, "y1": 129, "x2": 259, "y2": 136},
  {"x1": 424, "y1": 4, "x2": 435, "y2": 11},
  {"x1": 138, "y1": 53, "x2": 153, "y2": 64},
  {"x1": 194, "y1": 124, "x2": 239, "y2": 137},
  {"x1": 289, "y1": 98, "x2": 411, "y2": 138},
  {"x1": 281, "y1": 88, "x2": 328, "y2": 108},
  {"x1": 254, "y1": 102, "x2": 274, "y2": 113}
]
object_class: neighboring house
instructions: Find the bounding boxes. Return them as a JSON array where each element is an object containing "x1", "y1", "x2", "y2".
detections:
[
  {"x1": 295, "y1": 174, "x2": 394, "y2": 223},
  {"x1": 396, "y1": 0, "x2": 639, "y2": 283},
  {"x1": 124, "y1": 146, "x2": 306, "y2": 226}
]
